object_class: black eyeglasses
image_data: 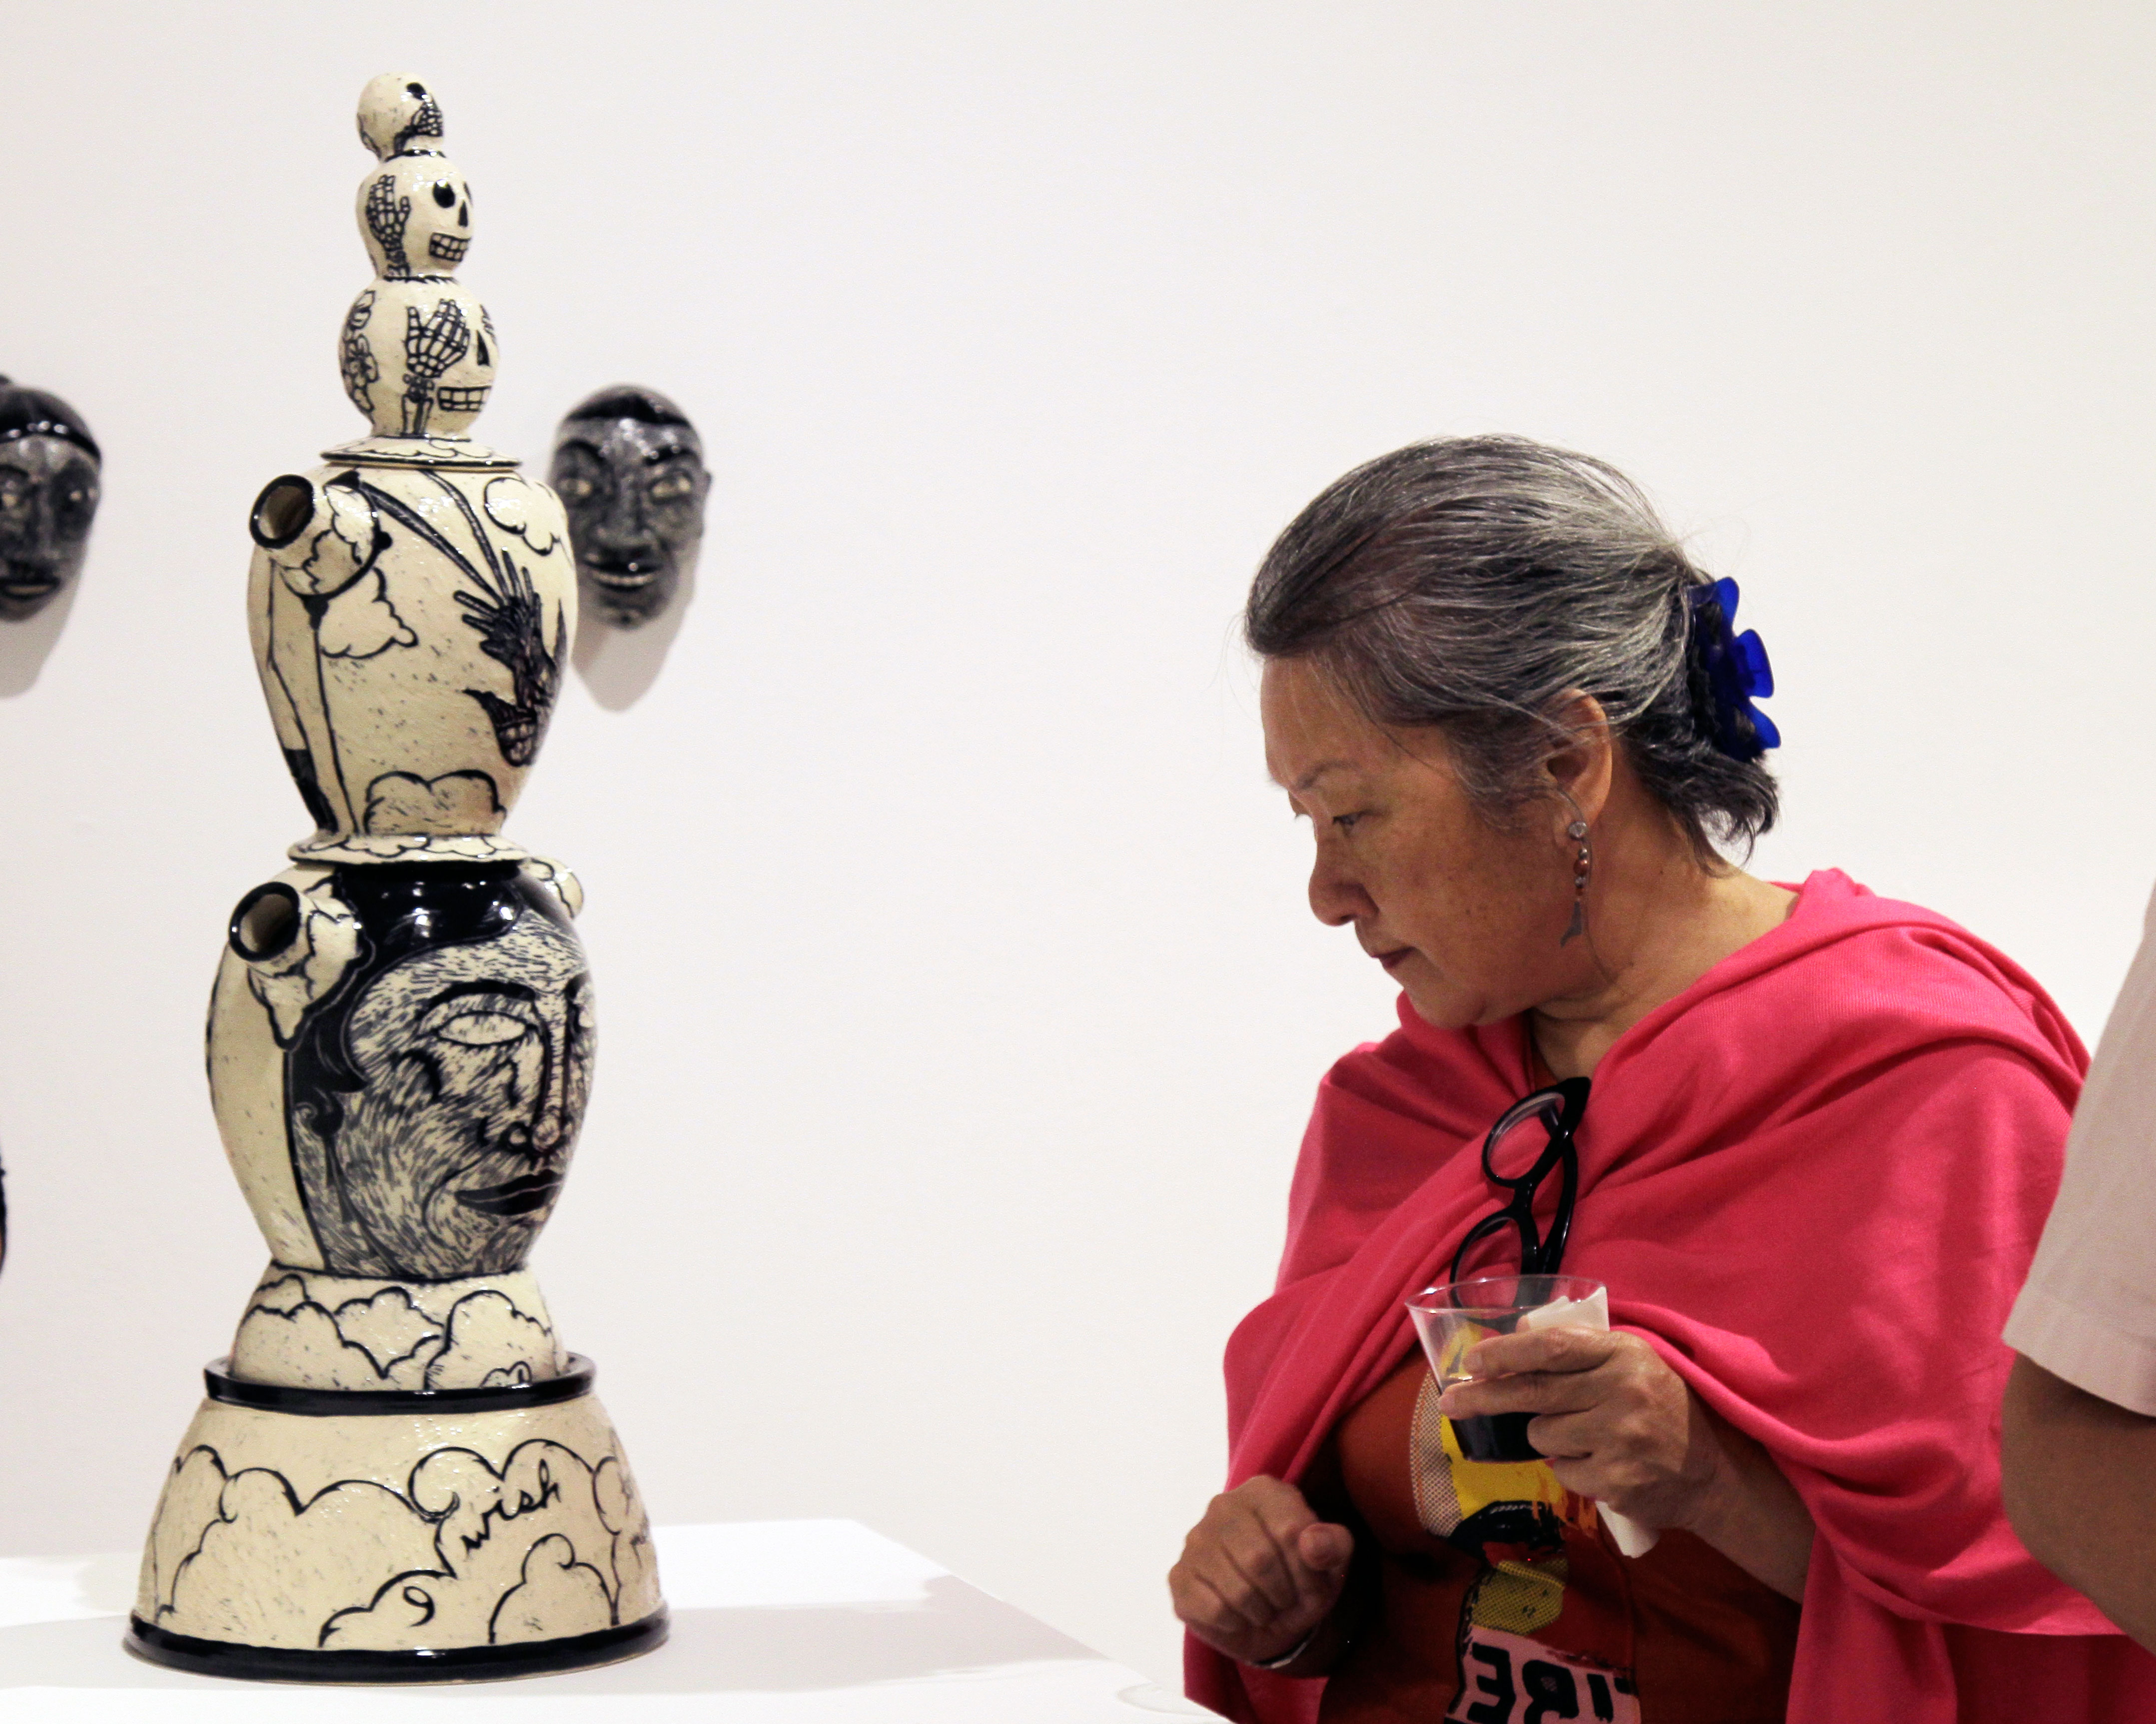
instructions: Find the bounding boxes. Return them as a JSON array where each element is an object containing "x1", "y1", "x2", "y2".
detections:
[{"x1": 1448, "y1": 1076, "x2": 1590, "y2": 1284}]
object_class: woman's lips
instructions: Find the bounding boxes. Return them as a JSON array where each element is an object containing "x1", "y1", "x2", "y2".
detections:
[{"x1": 1375, "y1": 947, "x2": 1412, "y2": 972}]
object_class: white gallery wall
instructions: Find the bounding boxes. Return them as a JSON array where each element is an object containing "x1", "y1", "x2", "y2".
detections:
[{"x1": 2, "y1": 1, "x2": 2154, "y2": 1687}]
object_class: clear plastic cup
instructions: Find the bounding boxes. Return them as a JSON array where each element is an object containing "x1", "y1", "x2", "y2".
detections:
[{"x1": 1405, "y1": 1274, "x2": 1609, "y2": 1463}]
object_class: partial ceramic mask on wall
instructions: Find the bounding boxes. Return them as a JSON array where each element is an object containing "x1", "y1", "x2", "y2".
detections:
[
  {"x1": 0, "y1": 377, "x2": 101, "y2": 621},
  {"x1": 549, "y1": 387, "x2": 707, "y2": 629}
]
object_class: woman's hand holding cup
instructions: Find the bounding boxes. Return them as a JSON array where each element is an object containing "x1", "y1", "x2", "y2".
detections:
[{"x1": 1434, "y1": 1325, "x2": 1719, "y2": 1531}]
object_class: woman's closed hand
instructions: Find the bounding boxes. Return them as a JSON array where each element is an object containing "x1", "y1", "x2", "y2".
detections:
[
  {"x1": 1169, "y1": 1475, "x2": 1354, "y2": 1666},
  {"x1": 1436, "y1": 1327, "x2": 1720, "y2": 1532}
]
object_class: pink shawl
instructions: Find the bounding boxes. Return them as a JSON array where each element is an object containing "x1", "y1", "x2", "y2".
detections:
[{"x1": 1188, "y1": 870, "x2": 2156, "y2": 1722}]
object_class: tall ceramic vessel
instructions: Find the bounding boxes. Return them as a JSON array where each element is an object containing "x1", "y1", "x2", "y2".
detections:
[{"x1": 127, "y1": 75, "x2": 666, "y2": 1683}]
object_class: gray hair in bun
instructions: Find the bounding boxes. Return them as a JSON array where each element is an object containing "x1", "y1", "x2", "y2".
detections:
[{"x1": 1244, "y1": 435, "x2": 1778, "y2": 860}]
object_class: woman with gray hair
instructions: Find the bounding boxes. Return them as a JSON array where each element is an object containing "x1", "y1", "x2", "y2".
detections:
[{"x1": 1170, "y1": 438, "x2": 2155, "y2": 1722}]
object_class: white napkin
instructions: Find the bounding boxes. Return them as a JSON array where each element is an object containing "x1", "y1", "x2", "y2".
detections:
[{"x1": 1519, "y1": 1288, "x2": 1660, "y2": 1558}]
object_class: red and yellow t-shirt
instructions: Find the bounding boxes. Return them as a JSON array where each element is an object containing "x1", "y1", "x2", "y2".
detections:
[{"x1": 1307, "y1": 1357, "x2": 1797, "y2": 1724}]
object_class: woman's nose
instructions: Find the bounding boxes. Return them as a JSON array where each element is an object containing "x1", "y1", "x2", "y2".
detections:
[{"x1": 1307, "y1": 845, "x2": 1368, "y2": 928}]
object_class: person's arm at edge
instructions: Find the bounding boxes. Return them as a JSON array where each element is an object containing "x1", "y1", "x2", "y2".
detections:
[{"x1": 2002, "y1": 1351, "x2": 2156, "y2": 1653}]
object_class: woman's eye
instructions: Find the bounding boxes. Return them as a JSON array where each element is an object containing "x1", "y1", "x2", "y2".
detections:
[
  {"x1": 1332, "y1": 812, "x2": 1365, "y2": 832},
  {"x1": 435, "y1": 1011, "x2": 529, "y2": 1047}
]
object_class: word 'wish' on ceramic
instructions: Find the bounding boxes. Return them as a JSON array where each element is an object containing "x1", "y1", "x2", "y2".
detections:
[
  {"x1": 550, "y1": 387, "x2": 707, "y2": 630},
  {"x1": 127, "y1": 74, "x2": 666, "y2": 1686},
  {"x1": 0, "y1": 376, "x2": 100, "y2": 622}
]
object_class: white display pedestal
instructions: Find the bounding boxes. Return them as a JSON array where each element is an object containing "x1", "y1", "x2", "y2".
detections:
[{"x1": 0, "y1": 1520, "x2": 1215, "y2": 1722}]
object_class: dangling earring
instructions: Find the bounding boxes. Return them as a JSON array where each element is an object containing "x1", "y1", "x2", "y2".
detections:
[{"x1": 1561, "y1": 805, "x2": 1591, "y2": 946}]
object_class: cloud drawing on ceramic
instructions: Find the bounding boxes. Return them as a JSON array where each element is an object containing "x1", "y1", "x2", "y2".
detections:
[
  {"x1": 242, "y1": 873, "x2": 361, "y2": 1046},
  {"x1": 296, "y1": 833, "x2": 526, "y2": 863},
  {"x1": 326, "y1": 1441, "x2": 650, "y2": 1648},
  {"x1": 230, "y1": 1274, "x2": 442, "y2": 1387},
  {"x1": 427, "y1": 1290, "x2": 555, "y2": 1389},
  {"x1": 519, "y1": 856, "x2": 584, "y2": 919},
  {"x1": 273, "y1": 481, "x2": 387, "y2": 600},
  {"x1": 483, "y1": 475, "x2": 559, "y2": 557},
  {"x1": 362, "y1": 769, "x2": 503, "y2": 834},
  {"x1": 248, "y1": 1273, "x2": 309, "y2": 1315},
  {"x1": 229, "y1": 1295, "x2": 417, "y2": 1390},
  {"x1": 491, "y1": 1535, "x2": 617, "y2": 1642},
  {"x1": 146, "y1": 1439, "x2": 654, "y2": 1651},
  {"x1": 332, "y1": 1285, "x2": 444, "y2": 1374},
  {"x1": 593, "y1": 1450, "x2": 659, "y2": 1612},
  {"x1": 148, "y1": 1449, "x2": 441, "y2": 1645},
  {"x1": 228, "y1": 1273, "x2": 558, "y2": 1391},
  {"x1": 316, "y1": 569, "x2": 418, "y2": 659},
  {"x1": 144, "y1": 1446, "x2": 231, "y2": 1620}
]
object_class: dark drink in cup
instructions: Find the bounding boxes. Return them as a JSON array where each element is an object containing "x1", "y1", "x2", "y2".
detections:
[
  {"x1": 1449, "y1": 1409, "x2": 1540, "y2": 1463},
  {"x1": 1405, "y1": 1274, "x2": 1608, "y2": 1467}
]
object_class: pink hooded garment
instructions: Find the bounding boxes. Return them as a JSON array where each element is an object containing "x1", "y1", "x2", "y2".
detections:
[{"x1": 1187, "y1": 871, "x2": 2156, "y2": 1723}]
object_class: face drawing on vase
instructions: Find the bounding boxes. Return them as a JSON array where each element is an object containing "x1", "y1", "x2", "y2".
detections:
[
  {"x1": 272, "y1": 867, "x2": 594, "y2": 1280},
  {"x1": 0, "y1": 379, "x2": 100, "y2": 621},
  {"x1": 550, "y1": 387, "x2": 707, "y2": 628}
]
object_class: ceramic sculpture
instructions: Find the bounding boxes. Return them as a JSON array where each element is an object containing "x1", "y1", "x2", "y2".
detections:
[
  {"x1": 127, "y1": 75, "x2": 666, "y2": 1683},
  {"x1": 0, "y1": 376, "x2": 100, "y2": 621},
  {"x1": 549, "y1": 387, "x2": 708, "y2": 628}
]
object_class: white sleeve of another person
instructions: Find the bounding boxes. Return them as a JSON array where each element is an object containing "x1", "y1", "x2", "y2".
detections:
[{"x1": 2007, "y1": 879, "x2": 2156, "y2": 1415}]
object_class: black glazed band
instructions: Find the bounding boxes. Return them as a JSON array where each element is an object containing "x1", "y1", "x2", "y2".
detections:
[
  {"x1": 203, "y1": 1353, "x2": 594, "y2": 1416},
  {"x1": 125, "y1": 1609, "x2": 667, "y2": 1684}
]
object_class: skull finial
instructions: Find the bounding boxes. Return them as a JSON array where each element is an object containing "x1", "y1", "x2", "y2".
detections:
[{"x1": 357, "y1": 74, "x2": 446, "y2": 161}]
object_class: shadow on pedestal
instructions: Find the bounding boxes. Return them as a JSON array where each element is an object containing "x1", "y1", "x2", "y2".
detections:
[{"x1": 0, "y1": 1577, "x2": 1097, "y2": 1695}]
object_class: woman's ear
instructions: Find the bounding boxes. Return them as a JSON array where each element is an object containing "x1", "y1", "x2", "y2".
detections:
[{"x1": 1541, "y1": 692, "x2": 1615, "y2": 828}]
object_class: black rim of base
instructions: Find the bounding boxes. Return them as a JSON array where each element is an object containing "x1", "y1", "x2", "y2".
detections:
[
  {"x1": 204, "y1": 1354, "x2": 594, "y2": 1417},
  {"x1": 125, "y1": 1610, "x2": 667, "y2": 1684}
]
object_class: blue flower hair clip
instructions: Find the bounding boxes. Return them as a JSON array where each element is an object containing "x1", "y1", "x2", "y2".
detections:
[{"x1": 1688, "y1": 577, "x2": 1780, "y2": 761}]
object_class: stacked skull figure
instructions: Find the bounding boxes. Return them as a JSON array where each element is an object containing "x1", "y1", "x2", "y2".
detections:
[{"x1": 127, "y1": 75, "x2": 666, "y2": 1684}]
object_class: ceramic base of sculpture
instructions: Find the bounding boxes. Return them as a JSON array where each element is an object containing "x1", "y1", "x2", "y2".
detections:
[{"x1": 127, "y1": 1360, "x2": 664, "y2": 1683}]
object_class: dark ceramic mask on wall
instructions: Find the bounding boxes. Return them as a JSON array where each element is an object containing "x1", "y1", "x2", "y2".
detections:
[
  {"x1": 0, "y1": 377, "x2": 101, "y2": 622},
  {"x1": 549, "y1": 385, "x2": 707, "y2": 629}
]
